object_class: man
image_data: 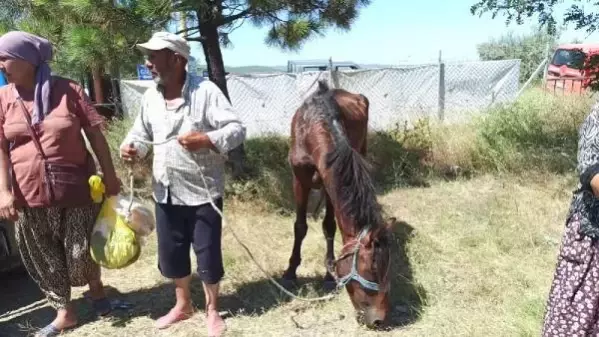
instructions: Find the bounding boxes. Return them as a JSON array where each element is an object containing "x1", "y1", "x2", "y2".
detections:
[{"x1": 120, "y1": 31, "x2": 246, "y2": 336}]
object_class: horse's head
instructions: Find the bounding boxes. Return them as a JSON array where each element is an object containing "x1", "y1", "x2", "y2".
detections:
[{"x1": 330, "y1": 217, "x2": 396, "y2": 329}]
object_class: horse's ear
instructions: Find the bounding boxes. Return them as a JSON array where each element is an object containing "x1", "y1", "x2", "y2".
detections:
[
  {"x1": 370, "y1": 217, "x2": 397, "y2": 243},
  {"x1": 385, "y1": 217, "x2": 398, "y2": 231}
]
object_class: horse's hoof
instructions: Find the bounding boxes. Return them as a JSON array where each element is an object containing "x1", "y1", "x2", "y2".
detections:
[{"x1": 280, "y1": 274, "x2": 297, "y2": 289}]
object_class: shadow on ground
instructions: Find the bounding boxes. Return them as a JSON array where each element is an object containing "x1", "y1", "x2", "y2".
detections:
[
  {"x1": 0, "y1": 268, "x2": 51, "y2": 337},
  {"x1": 0, "y1": 221, "x2": 425, "y2": 336},
  {"x1": 97, "y1": 275, "x2": 335, "y2": 329},
  {"x1": 385, "y1": 220, "x2": 427, "y2": 329},
  {"x1": 0, "y1": 273, "x2": 333, "y2": 336}
]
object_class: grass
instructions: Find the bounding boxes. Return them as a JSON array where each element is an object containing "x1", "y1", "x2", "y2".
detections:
[
  {"x1": 99, "y1": 86, "x2": 593, "y2": 213},
  {"x1": 0, "y1": 85, "x2": 592, "y2": 336},
  {"x1": 0, "y1": 174, "x2": 573, "y2": 336}
]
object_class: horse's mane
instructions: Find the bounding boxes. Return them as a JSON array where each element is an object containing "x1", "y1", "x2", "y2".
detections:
[{"x1": 305, "y1": 80, "x2": 383, "y2": 232}]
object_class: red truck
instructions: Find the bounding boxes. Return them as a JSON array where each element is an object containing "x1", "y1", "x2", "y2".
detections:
[{"x1": 546, "y1": 43, "x2": 599, "y2": 94}]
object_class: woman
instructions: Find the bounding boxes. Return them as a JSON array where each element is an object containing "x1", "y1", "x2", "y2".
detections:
[
  {"x1": 542, "y1": 103, "x2": 599, "y2": 336},
  {"x1": 0, "y1": 31, "x2": 120, "y2": 337}
]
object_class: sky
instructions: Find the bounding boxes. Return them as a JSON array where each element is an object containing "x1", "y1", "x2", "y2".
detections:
[{"x1": 177, "y1": 0, "x2": 599, "y2": 67}]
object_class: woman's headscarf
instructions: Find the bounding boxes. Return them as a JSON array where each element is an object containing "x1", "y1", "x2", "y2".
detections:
[{"x1": 0, "y1": 31, "x2": 53, "y2": 125}]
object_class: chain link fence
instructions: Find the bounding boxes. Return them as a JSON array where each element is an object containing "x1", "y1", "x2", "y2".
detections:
[{"x1": 119, "y1": 59, "x2": 520, "y2": 138}]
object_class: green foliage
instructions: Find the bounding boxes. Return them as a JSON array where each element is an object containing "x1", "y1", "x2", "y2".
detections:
[
  {"x1": 177, "y1": 0, "x2": 372, "y2": 51},
  {"x1": 476, "y1": 29, "x2": 556, "y2": 82},
  {"x1": 471, "y1": 88, "x2": 591, "y2": 173},
  {"x1": 470, "y1": 0, "x2": 599, "y2": 36},
  {"x1": 105, "y1": 86, "x2": 592, "y2": 211},
  {"x1": 0, "y1": 0, "x2": 171, "y2": 79}
]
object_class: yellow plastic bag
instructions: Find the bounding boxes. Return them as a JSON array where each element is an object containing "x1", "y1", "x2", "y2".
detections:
[{"x1": 88, "y1": 175, "x2": 149, "y2": 269}]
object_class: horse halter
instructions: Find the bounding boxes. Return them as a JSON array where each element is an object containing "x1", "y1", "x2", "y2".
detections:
[{"x1": 328, "y1": 227, "x2": 385, "y2": 292}]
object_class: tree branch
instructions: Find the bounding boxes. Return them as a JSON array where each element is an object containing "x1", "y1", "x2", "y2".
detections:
[
  {"x1": 175, "y1": 26, "x2": 200, "y2": 35},
  {"x1": 221, "y1": 9, "x2": 251, "y2": 25},
  {"x1": 186, "y1": 36, "x2": 206, "y2": 42}
]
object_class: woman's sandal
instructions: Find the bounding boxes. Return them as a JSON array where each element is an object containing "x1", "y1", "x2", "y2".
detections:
[{"x1": 34, "y1": 323, "x2": 73, "y2": 337}]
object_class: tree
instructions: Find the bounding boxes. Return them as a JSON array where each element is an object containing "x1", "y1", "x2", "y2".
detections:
[
  {"x1": 470, "y1": 0, "x2": 599, "y2": 36},
  {"x1": 476, "y1": 28, "x2": 557, "y2": 82},
  {"x1": 172, "y1": 0, "x2": 372, "y2": 99},
  {"x1": 168, "y1": 0, "x2": 372, "y2": 177},
  {"x1": 0, "y1": 0, "x2": 171, "y2": 107},
  {"x1": 470, "y1": 0, "x2": 599, "y2": 91}
]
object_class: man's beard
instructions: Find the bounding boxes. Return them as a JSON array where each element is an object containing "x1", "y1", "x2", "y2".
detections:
[{"x1": 153, "y1": 75, "x2": 165, "y2": 85}]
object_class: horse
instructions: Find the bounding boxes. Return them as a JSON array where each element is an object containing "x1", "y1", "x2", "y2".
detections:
[{"x1": 282, "y1": 80, "x2": 394, "y2": 328}]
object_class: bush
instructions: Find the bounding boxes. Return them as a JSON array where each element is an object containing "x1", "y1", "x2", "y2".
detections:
[
  {"x1": 470, "y1": 88, "x2": 592, "y2": 173},
  {"x1": 103, "y1": 86, "x2": 594, "y2": 211}
]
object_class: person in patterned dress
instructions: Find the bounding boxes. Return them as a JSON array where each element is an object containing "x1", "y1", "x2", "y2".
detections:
[{"x1": 542, "y1": 102, "x2": 599, "y2": 336}]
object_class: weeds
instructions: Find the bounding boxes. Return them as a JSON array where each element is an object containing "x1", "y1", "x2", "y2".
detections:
[{"x1": 103, "y1": 86, "x2": 594, "y2": 211}]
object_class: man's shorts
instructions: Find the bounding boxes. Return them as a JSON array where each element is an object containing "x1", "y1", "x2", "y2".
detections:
[{"x1": 154, "y1": 196, "x2": 224, "y2": 284}]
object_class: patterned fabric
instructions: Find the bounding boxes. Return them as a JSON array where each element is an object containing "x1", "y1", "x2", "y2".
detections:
[
  {"x1": 542, "y1": 105, "x2": 599, "y2": 335},
  {"x1": 542, "y1": 216, "x2": 599, "y2": 336},
  {"x1": 14, "y1": 204, "x2": 101, "y2": 309},
  {"x1": 570, "y1": 105, "x2": 599, "y2": 239},
  {"x1": 121, "y1": 74, "x2": 246, "y2": 206}
]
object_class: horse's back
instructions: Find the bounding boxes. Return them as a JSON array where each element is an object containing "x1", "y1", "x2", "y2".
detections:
[
  {"x1": 332, "y1": 89, "x2": 369, "y2": 126},
  {"x1": 331, "y1": 89, "x2": 369, "y2": 153},
  {"x1": 289, "y1": 85, "x2": 369, "y2": 168}
]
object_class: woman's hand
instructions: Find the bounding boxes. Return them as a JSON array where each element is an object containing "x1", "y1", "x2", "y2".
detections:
[
  {"x1": 103, "y1": 174, "x2": 121, "y2": 197},
  {"x1": 0, "y1": 190, "x2": 18, "y2": 221}
]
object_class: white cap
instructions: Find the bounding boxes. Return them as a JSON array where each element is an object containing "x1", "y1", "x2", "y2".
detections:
[{"x1": 136, "y1": 31, "x2": 191, "y2": 60}]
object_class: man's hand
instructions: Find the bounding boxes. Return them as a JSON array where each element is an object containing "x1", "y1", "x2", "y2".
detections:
[
  {"x1": 120, "y1": 143, "x2": 138, "y2": 163},
  {"x1": 0, "y1": 190, "x2": 18, "y2": 222},
  {"x1": 177, "y1": 131, "x2": 215, "y2": 152}
]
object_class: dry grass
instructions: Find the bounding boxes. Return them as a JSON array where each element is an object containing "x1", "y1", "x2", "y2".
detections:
[{"x1": 0, "y1": 173, "x2": 574, "y2": 337}]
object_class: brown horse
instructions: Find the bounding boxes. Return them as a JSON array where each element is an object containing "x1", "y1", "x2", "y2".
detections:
[{"x1": 282, "y1": 80, "x2": 394, "y2": 328}]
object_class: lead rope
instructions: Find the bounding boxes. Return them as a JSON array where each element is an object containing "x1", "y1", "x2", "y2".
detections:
[{"x1": 127, "y1": 137, "x2": 338, "y2": 302}]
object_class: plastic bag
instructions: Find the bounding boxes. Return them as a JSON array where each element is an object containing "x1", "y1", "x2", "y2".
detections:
[{"x1": 88, "y1": 175, "x2": 155, "y2": 269}]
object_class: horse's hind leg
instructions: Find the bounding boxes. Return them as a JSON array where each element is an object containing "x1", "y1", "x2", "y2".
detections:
[
  {"x1": 282, "y1": 170, "x2": 310, "y2": 282},
  {"x1": 322, "y1": 195, "x2": 337, "y2": 289}
]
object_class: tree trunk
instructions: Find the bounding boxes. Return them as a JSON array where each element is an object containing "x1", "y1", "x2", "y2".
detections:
[
  {"x1": 199, "y1": 21, "x2": 229, "y2": 99},
  {"x1": 91, "y1": 66, "x2": 105, "y2": 104},
  {"x1": 199, "y1": 21, "x2": 247, "y2": 179},
  {"x1": 201, "y1": 41, "x2": 212, "y2": 78}
]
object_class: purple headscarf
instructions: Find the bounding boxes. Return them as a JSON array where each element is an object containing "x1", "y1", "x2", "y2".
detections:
[{"x1": 0, "y1": 31, "x2": 53, "y2": 125}]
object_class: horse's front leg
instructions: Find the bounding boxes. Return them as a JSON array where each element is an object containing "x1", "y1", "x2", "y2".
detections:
[
  {"x1": 322, "y1": 196, "x2": 337, "y2": 289},
  {"x1": 282, "y1": 172, "x2": 310, "y2": 282}
]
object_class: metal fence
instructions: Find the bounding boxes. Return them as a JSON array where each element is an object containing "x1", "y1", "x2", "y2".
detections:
[{"x1": 119, "y1": 59, "x2": 521, "y2": 138}]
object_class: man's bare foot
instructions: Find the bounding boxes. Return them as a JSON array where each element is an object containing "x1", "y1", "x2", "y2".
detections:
[
  {"x1": 206, "y1": 309, "x2": 226, "y2": 337},
  {"x1": 155, "y1": 306, "x2": 194, "y2": 329}
]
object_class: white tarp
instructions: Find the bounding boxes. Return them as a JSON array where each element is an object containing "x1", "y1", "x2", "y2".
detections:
[{"x1": 119, "y1": 59, "x2": 520, "y2": 138}]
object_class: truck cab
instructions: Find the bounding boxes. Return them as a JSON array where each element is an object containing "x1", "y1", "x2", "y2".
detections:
[
  {"x1": 287, "y1": 60, "x2": 361, "y2": 73},
  {"x1": 546, "y1": 43, "x2": 599, "y2": 93}
]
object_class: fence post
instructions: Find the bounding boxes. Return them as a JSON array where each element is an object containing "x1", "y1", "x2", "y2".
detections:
[
  {"x1": 438, "y1": 50, "x2": 445, "y2": 121},
  {"x1": 329, "y1": 56, "x2": 339, "y2": 89},
  {"x1": 517, "y1": 57, "x2": 547, "y2": 97},
  {"x1": 543, "y1": 38, "x2": 551, "y2": 82}
]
